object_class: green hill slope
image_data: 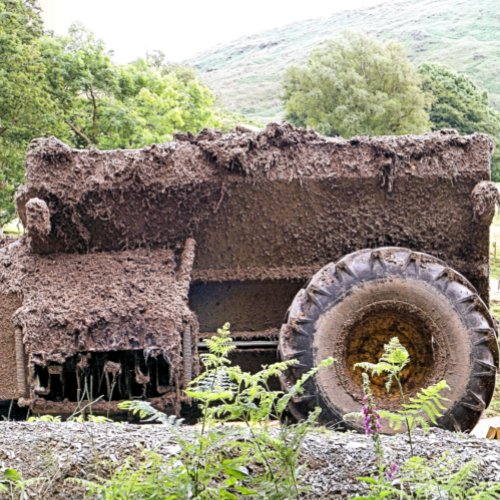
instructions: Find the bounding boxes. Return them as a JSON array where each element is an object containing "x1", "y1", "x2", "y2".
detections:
[{"x1": 188, "y1": 0, "x2": 500, "y2": 123}]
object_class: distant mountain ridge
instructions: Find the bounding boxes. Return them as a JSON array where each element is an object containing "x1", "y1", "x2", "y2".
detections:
[{"x1": 187, "y1": 0, "x2": 499, "y2": 123}]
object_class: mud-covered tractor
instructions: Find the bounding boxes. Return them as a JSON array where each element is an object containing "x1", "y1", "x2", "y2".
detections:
[{"x1": 0, "y1": 124, "x2": 498, "y2": 432}]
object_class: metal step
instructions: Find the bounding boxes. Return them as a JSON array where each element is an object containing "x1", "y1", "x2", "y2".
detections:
[{"x1": 197, "y1": 339, "x2": 278, "y2": 349}]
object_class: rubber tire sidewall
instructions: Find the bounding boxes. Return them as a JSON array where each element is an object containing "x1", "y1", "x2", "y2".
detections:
[{"x1": 279, "y1": 247, "x2": 499, "y2": 433}]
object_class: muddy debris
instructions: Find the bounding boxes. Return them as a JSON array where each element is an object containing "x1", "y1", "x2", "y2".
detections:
[{"x1": 0, "y1": 124, "x2": 497, "y2": 420}]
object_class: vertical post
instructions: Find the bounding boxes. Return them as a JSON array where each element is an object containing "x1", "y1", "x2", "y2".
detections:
[
  {"x1": 183, "y1": 322, "x2": 193, "y2": 387},
  {"x1": 14, "y1": 326, "x2": 27, "y2": 397},
  {"x1": 178, "y1": 238, "x2": 197, "y2": 387},
  {"x1": 177, "y1": 237, "x2": 196, "y2": 296}
]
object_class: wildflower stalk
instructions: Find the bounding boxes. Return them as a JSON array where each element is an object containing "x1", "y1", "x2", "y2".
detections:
[{"x1": 361, "y1": 372, "x2": 384, "y2": 475}]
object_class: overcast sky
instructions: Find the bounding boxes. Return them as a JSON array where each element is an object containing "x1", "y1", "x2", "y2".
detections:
[{"x1": 39, "y1": 0, "x2": 386, "y2": 63}]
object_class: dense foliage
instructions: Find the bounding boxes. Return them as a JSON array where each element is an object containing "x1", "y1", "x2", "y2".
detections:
[
  {"x1": 0, "y1": 0, "x2": 60, "y2": 221},
  {"x1": 41, "y1": 28, "x2": 221, "y2": 150},
  {"x1": 283, "y1": 33, "x2": 499, "y2": 181},
  {"x1": 282, "y1": 32, "x2": 431, "y2": 137},
  {"x1": 418, "y1": 62, "x2": 500, "y2": 180},
  {"x1": 0, "y1": 2, "x2": 237, "y2": 223}
]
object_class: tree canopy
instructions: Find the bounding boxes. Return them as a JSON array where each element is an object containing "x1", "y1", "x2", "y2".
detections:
[
  {"x1": 41, "y1": 26, "x2": 221, "y2": 150},
  {"x1": 418, "y1": 62, "x2": 500, "y2": 179},
  {"x1": 0, "y1": 0, "x2": 60, "y2": 221},
  {"x1": 282, "y1": 32, "x2": 431, "y2": 138}
]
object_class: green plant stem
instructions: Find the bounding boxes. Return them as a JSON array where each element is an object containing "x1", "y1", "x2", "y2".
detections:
[
  {"x1": 193, "y1": 366, "x2": 223, "y2": 497},
  {"x1": 395, "y1": 376, "x2": 414, "y2": 456},
  {"x1": 192, "y1": 397, "x2": 210, "y2": 497},
  {"x1": 237, "y1": 379, "x2": 281, "y2": 496},
  {"x1": 268, "y1": 380, "x2": 300, "y2": 497},
  {"x1": 243, "y1": 418, "x2": 281, "y2": 498}
]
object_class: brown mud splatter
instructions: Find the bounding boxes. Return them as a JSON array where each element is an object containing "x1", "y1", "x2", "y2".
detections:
[
  {"x1": 1, "y1": 124, "x2": 496, "y2": 411},
  {"x1": 16, "y1": 124, "x2": 495, "y2": 296}
]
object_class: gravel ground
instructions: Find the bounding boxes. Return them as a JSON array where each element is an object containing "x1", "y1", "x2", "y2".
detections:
[
  {"x1": 301, "y1": 428, "x2": 500, "y2": 498},
  {"x1": 0, "y1": 422, "x2": 498, "y2": 498}
]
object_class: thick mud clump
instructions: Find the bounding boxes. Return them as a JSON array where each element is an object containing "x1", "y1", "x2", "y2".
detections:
[
  {"x1": 1, "y1": 124, "x2": 496, "y2": 413},
  {"x1": 16, "y1": 125, "x2": 495, "y2": 301}
]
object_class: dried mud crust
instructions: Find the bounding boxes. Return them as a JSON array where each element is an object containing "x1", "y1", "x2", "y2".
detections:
[
  {"x1": 15, "y1": 126, "x2": 494, "y2": 305},
  {"x1": 0, "y1": 240, "x2": 198, "y2": 395},
  {"x1": 279, "y1": 247, "x2": 499, "y2": 433}
]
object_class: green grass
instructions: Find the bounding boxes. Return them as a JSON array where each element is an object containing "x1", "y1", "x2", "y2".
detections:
[
  {"x1": 490, "y1": 301, "x2": 500, "y2": 319},
  {"x1": 2, "y1": 218, "x2": 23, "y2": 236},
  {"x1": 488, "y1": 195, "x2": 500, "y2": 418},
  {"x1": 490, "y1": 191, "x2": 500, "y2": 283},
  {"x1": 188, "y1": 0, "x2": 499, "y2": 123},
  {"x1": 485, "y1": 377, "x2": 500, "y2": 418},
  {"x1": 489, "y1": 214, "x2": 500, "y2": 280}
]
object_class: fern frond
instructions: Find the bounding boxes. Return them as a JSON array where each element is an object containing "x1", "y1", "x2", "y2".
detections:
[
  {"x1": 252, "y1": 360, "x2": 298, "y2": 382},
  {"x1": 276, "y1": 357, "x2": 334, "y2": 414},
  {"x1": 117, "y1": 400, "x2": 184, "y2": 426},
  {"x1": 401, "y1": 380, "x2": 449, "y2": 426},
  {"x1": 203, "y1": 322, "x2": 235, "y2": 365},
  {"x1": 446, "y1": 459, "x2": 478, "y2": 490},
  {"x1": 355, "y1": 337, "x2": 409, "y2": 392},
  {"x1": 378, "y1": 409, "x2": 405, "y2": 431},
  {"x1": 27, "y1": 415, "x2": 61, "y2": 423},
  {"x1": 379, "y1": 380, "x2": 449, "y2": 432},
  {"x1": 343, "y1": 411, "x2": 362, "y2": 423},
  {"x1": 186, "y1": 366, "x2": 237, "y2": 402}
]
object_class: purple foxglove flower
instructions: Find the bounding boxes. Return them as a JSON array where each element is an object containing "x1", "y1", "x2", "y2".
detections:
[{"x1": 386, "y1": 463, "x2": 398, "y2": 480}]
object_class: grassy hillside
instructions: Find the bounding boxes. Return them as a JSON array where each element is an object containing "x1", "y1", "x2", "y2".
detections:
[{"x1": 188, "y1": 0, "x2": 499, "y2": 123}]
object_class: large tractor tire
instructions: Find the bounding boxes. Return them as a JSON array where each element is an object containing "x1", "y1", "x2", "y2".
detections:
[{"x1": 279, "y1": 247, "x2": 499, "y2": 433}]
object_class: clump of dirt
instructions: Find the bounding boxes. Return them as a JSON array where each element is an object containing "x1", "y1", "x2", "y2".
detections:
[
  {"x1": 0, "y1": 239, "x2": 198, "y2": 403},
  {"x1": 25, "y1": 197, "x2": 51, "y2": 251},
  {"x1": 2, "y1": 124, "x2": 496, "y2": 411},
  {"x1": 472, "y1": 180, "x2": 500, "y2": 224}
]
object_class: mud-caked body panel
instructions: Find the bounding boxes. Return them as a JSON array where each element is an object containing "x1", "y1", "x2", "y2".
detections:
[
  {"x1": 0, "y1": 240, "x2": 197, "y2": 411},
  {"x1": 17, "y1": 126, "x2": 494, "y2": 302},
  {"x1": 1, "y1": 124, "x2": 496, "y2": 417}
]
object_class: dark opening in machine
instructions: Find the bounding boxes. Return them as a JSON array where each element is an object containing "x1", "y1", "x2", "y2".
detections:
[{"x1": 33, "y1": 350, "x2": 172, "y2": 402}]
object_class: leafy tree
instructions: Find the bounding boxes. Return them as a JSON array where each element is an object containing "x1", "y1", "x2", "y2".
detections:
[
  {"x1": 418, "y1": 63, "x2": 500, "y2": 181},
  {"x1": 41, "y1": 26, "x2": 222, "y2": 150},
  {"x1": 108, "y1": 59, "x2": 219, "y2": 148},
  {"x1": 282, "y1": 32, "x2": 431, "y2": 138},
  {"x1": 40, "y1": 23, "x2": 118, "y2": 148},
  {"x1": 0, "y1": 0, "x2": 59, "y2": 222}
]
